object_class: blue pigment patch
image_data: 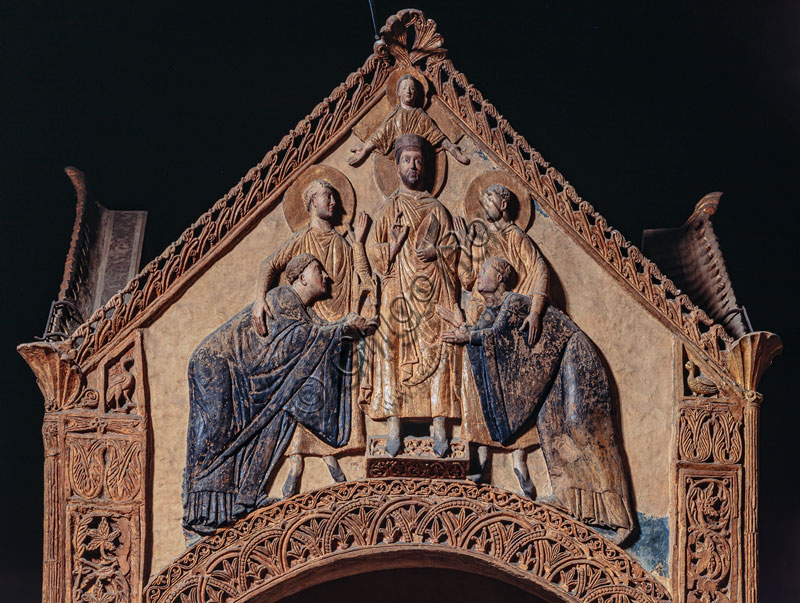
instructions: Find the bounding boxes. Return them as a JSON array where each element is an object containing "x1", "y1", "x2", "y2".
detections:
[
  {"x1": 595, "y1": 513, "x2": 669, "y2": 579},
  {"x1": 532, "y1": 198, "x2": 549, "y2": 218},
  {"x1": 475, "y1": 148, "x2": 489, "y2": 161}
]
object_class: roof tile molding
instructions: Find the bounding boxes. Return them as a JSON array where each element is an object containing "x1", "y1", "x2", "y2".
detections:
[{"x1": 61, "y1": 8, "x2": 731, "y2": 370}]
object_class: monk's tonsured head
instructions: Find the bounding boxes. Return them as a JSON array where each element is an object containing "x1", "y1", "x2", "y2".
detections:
[
  {"x1": 286, "y1": 253, "x2": 330, "y2": 302},
  {"x1": 476, "y1": 257, "x2": 513, "y2": 295}
]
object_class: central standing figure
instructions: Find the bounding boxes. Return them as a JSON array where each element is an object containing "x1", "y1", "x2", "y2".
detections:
[{"x1": 366, "y1": 134, "x2": 462, "y2": 456}]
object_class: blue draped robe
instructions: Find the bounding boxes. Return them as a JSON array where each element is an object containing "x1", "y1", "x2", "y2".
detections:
[
  {"x1": 183, "y1": 286, "x2": 352, "y2": 533},
  {"x1": 466, "y1": 292, "x2": 634, "y2": 530}
]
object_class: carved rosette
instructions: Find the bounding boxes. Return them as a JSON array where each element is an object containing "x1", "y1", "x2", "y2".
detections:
[{"x1": 145, "y1": 479, "x2": 670, "y2": 603}]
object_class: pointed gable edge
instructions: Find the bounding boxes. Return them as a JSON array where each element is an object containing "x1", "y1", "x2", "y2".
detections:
[{"x1": 56, "y1": 8, "x2": 731, "y2": 373}]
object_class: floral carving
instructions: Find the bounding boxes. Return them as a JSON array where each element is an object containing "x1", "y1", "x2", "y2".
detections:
[
  {"x1": 69, "y1": 439, "x2": 105, "y2": 499},
  {"x1": 144, "y1": 479, "x2": 670, "y2": 603},
  {"x1": 71, "y1": 512, "x2": 132, "y2": 603},
  {"x1": 678, "y1": 406, "x2": 743, "y2": 464},
  {"x1": 684, "y1": 475, "x2": 737, "y2": 603}
]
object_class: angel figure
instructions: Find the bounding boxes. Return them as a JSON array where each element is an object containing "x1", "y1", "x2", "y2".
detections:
[{"x1": 348, "y1": 74, "x2": 470, "y2": 166}]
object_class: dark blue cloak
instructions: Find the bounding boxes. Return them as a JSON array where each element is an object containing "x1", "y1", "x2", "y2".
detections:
[
  {"x1": 467, "y1": 292, "x2": 634, "y2": 530},
  {"x1": 183, "y1": 286, "x2": 352, "y2": 534}
]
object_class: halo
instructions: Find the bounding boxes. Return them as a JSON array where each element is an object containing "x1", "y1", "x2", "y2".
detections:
[
  {"x1": 283, "y1": 165, "x2": 355, "y2": 233},
  {"x1": 463, "y1": 170, "x2": 533, "y2": 231},
  {"x1": 374, "y1": 149, "x2": 448, "y2": 197},
  {"x1": 385, "y1": 67, "x2": 431, "y2": 108}
]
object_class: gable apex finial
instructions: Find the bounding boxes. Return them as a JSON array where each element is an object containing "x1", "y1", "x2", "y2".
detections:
[{"x1": 374, "y1": 9, "x2": 446, "y2": 68}]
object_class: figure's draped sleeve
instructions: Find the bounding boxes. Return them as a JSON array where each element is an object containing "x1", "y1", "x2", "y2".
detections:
[
  {"x1": 508, "y1": 225, "x2": 549, "y2": 299},
  {"x1": 369, "y1": 107, "x2": 447, "y2": 155},
  {"x1": 366, "y1": 200, "x2": 396, "y2": 276},
  {"x1": 183, "y1": 286, "x2": 353, "y2": 533}
]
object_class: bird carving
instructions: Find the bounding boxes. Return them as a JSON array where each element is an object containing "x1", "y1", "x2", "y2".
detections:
[
  {"x1": 107, "y1": 354, "x2": 136, "y2": 411},
  {"x1": 685, "y1": 360, "x2": 718, "y2": 396}
]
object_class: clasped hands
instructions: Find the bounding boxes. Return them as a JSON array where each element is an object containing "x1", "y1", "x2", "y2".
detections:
[
  {"x1": 438, "y1": 304, "x2": 543, "y2": 346},
  {"x1": 437, "y1": 305, "x2": 470, "y2": 345}
]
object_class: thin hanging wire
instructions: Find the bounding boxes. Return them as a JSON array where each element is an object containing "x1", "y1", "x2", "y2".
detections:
[{"x1": 368, "y1": 0, "x2": 379, "y2": 40}]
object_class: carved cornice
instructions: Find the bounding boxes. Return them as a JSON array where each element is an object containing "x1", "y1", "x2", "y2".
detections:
[
  {"x1": 145, "y1": 478, "x2": 670, "y2": 603},
  {"x1": 46, "y1": 9, "x2": 745, "y2": 374}
]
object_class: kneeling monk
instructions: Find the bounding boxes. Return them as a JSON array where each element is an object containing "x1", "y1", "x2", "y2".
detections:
[{"x1": 183, "y1": 253, "x2": 375, "y2": 534}]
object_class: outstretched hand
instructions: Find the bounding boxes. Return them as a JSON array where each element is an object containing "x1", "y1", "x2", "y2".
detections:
[
  {"x1": 441, "y1": 326, "x2": 469, "y2": 345},
  {"x1": 348, "y1": 145, "x2": 368, "y2": 166}
]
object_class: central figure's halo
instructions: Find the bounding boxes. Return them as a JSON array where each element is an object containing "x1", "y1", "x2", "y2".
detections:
[
  {"x1": 283, "y1": 165, "x2": 356, "y2": 233},
  {"x1": 463, "y1": 170, "x2": 533, "y2": 231}
]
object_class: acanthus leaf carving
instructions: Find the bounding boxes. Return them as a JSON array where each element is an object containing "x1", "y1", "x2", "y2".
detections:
[{"x1": 377, "y1": 9, "x2": 446, "y2": 69}]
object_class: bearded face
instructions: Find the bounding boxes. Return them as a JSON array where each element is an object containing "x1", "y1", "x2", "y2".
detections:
[{"x1": 397, "y1": 148, "x2": 425, "y2": 190}]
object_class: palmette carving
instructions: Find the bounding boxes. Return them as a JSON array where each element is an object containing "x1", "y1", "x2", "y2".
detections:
[
  {"x1": 67, "y1": 438, "x2": 143, "y2": 503},
  {"x1": 678, "y1": 406, "x2": 742, "y2": 464},
  {"x1": 145, "y1": 479, "x2": 670, "y2": 603}
]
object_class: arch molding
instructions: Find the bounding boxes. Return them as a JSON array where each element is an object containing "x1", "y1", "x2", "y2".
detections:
[{"x1": 144, "y1": 479, "x2": 671, "y2": 603}]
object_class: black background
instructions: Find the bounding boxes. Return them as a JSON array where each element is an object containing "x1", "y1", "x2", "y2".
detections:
[{"x1": 2, "y1": 1, "x2": 798, "y2": 600}]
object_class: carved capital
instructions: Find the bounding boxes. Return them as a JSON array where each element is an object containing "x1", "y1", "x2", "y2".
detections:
[
  {"x1": 19, "y1": 342, "x2": 85, "y2": 412},
  {"x1": 725, "y1": 331, "x2": 782, "y2": 392}
]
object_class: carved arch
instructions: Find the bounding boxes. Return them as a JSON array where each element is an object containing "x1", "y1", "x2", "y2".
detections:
[{"x1": 145, "y1": 479, "x2": 670, "y2": 603}]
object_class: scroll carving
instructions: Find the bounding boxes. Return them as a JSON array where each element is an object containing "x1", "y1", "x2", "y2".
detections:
[
  {"x1": 682, "y1": 473, "x2": 739, "y2": 603},
  {"x1": 678, "y1": 406, "x2": 742, "y2": 464},
  {"x1": 70, "y1": 511, "x2": 133, "y2": 603},
  {"x1": 146, "y1": 479, "x2": 670, "y2": 603}
]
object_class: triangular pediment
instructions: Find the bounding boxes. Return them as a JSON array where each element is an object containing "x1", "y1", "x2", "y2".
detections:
[{"x1": 54, "y1": 9, "x2": 733, "y2": 377}]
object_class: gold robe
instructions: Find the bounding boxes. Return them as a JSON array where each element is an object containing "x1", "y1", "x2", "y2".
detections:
[
  {"x1": 366, "y1": 188, "x2": 461, "y2": 420},
  {"x1": 369, "y1": 106, "x2": 446, "y2": 155},
  {"x1": 458, "y1": 222, "x2": 549, "y2": 447},
  {"x1": 262, "y1": 225, "x2": 368, "y2": 455}
]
